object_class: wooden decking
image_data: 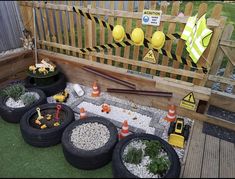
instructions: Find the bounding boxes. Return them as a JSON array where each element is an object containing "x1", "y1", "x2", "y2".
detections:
[{"x1": 181, "y1": 121, "x2": 235, "y2": 178}]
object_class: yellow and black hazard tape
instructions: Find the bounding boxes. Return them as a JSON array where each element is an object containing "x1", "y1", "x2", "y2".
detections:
[{"x1": 72, "y1": 6, "x2": 208, "y2": 73}]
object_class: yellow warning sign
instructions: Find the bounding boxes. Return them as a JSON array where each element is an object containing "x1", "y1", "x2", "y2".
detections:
[
  {"x1": 143, "y1": 50, "x2": 156, "y2": 63},
  {"x1": 180, "y1": 92, "x2": 196, "y2": 111}
]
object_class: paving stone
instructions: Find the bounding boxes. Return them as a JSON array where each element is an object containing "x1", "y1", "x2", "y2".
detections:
[
  {"x1": 138, "y1": 109, "x2": 154, "y2": 118},
  {"x1": 149, "y1": 117, "x2": 161, "y2": 128},
  {"x1": 154, "y1": 127, "x2": 164, "y2": 138},
  {"x1": 70, "y1": 97, "x2": 85, "y2": 109},
  {"x1": 93, "y1": 98, "x2": 105, "y2": 106}
]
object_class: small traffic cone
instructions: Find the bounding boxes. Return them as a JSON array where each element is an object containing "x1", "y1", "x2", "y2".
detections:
[
  {"x1": 80, "y1": 107, "x2": 87, "y2": 119},
  {"x1": 164, "y1": 104, "x2": 176, "y2": 122},
  {"x1": 119, "y1": 120, "x2": 129, "y2": 139},
  {"x1": 91, "y1": 81, "x2": 100, "y2": 97}
]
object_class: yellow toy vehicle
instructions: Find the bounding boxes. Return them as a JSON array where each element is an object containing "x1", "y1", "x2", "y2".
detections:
[
  {"x1": 168, "y1": 118, "x2": 190, "y2": 148},
  {"x1": 53, "y1": 90, "x2": 69, "y2": 102}
]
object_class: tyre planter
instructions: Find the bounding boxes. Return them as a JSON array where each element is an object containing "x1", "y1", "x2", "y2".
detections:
[
  {"x1": 0, "y1": 88, "x2": 47, "y2": 123},
  {"x1": 62, "y1": 117, "x2": 118, "y2": 170},
  {"x1": 112, "y1": 133, "x2": 181, "y2": 178},
  {"x1": 25, "y1": 72, "x2": 67, "y2": 97},
  {"x1": 20, "y1": 103, "x2": 74, "y2": 147}
]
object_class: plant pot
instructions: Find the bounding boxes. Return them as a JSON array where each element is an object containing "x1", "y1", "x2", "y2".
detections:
[
  {"x1": 20, "y1": 103, "x2": 74, "y2": 147},
  {"x1": 0, "y1": 88, "x2": 47, "y2": 123},
  {"x1": 112, "y1": 133, "x2": 181, "y2": 178},
  {"x1": 25, "y1": 72, "x2": 67, "y2": 97},
  {"x1": 62, "y1": 117, "x2": 118, "y2": 170}
]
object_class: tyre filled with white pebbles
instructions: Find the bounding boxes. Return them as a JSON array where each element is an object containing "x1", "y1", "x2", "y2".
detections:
[{"x1": 62, "y1": 117, "x2": 118, "y2": 170}]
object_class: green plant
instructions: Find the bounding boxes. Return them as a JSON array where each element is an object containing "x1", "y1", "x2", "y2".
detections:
[
  {"x1": 0, "y1": 84, "x2": 26, "y2": 101},
  {"x1": 147, "y1": 156, "x2": 170, "y2": 176},
  {"x1": 20, "y1": 93, "x2": 37, "y2": 106},
  {"x1": 144, "y1": 140, "x2": 162, "y2": 159},
  {"x1": 124, "y1": 147, "x2": 143, "y2": 164}
]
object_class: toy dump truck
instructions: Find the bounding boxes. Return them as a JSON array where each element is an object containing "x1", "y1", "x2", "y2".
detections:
[{"x1": 168, "y1": 118, "x2": 190, "y2": 148}]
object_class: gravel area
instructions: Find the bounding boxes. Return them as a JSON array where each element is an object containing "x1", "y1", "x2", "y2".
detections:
[
  {"x1": 123, "y1": 139, "x2": 169, "y2": 178},
  {"x1": 5, "y1": 92, "x2": 39, "y2": 108},
  {"x1": 70, "y1": 122, "x2": 110, "y2": 151}
]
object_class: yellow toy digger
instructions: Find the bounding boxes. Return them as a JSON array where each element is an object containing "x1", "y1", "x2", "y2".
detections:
[
  {"x1": 53, "y1": 90, "x2": 69, "y2": 102},
  {"x1": 168, "y1": 118, "x2": 190, "y2": 148}
]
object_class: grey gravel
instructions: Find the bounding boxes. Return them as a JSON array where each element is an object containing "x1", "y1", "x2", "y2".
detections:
[{"x1": 71, "y1": 122, "x2": 110, "y2": 151}]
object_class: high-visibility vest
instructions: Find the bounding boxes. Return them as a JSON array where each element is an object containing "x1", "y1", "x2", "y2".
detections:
[{"x1": 181, "y1": 14, "x2": 213, "y2": 63}]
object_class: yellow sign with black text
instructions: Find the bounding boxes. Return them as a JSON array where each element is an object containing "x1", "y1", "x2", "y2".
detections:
[
  {"x1": 143, "y1": 50, "x2": 156, "y2": 63},
  {"x1": 180, "y1": 92, "x2": 196, "y2": 111}
]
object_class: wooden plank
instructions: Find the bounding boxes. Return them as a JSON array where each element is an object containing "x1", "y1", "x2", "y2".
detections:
[
  {"x1": 220, "y1": 140, "x2": 235, "y2": 178},
  {"x1": 206, "y1": 24, "x2": 233, "y2": 88},
  {"x1": 68, "y1": 1, "x2": 76, "y2": 56},
  {"x1": 160, "y1": 1, "x2": 179, "y2": 77},
  {"x1": 141, "y1": 1, "x2": 156, "y2": 74},
  {"x1": 60, "y1": 1, "x2": 69, "y2": 54},
  {"x1": 209, "y1": 90, "x2": 235, "y2": 112},
  {"x1": 41, "y1": 2, "x2": 51, "y2": 51},
  {"x1": 221, "y1": 46, "x2": 235, "y2": 66},
  {"x1": 220, "y1": 40, "x2": 235, "y2": 48},
  {"x1": 107, "y1": 1, "x2": 114, "y2": 63},
  {"x1": 91, "y1": 1, "x2": 97, "y2": 62},
  {"x1": 201, "y1": 135, "x2": 220, "y2": 178},
  {"x1": 208, "y1": 75, "x2": 235, "y2": 86},
  {"x1": 123, "y1": 1, "x2": 134, "y2": 69},
  {"x1": 99, "y1": 1, "x2": 105, "y2": 64},
  {"x1": 172, "y1": 2, "x2": 193, "y2": 80},
  {"x1": 54, "y1": 1, "x2": 63, "y2": 53},
  {"x1": 132, "y1": 1, "x2": 144, "y2": 71},
  {"x1": 182, "y1": 121, "x2": 205, "y2": 178},
  {"x1": 37, "y1": 40, "x2": 206, "y2": 79},
  {"x1": 19, "y1": 1, "x2": 221, "y2": 27},
  {"x1": 75, "y1": 1, "x2": 83, "y2": 58},
  {"x1": 35, "y1": 5, "x2": 45, "y2": 49}
]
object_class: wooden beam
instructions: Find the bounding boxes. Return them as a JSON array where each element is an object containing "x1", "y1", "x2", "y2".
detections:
[
  {"x1": 19, "y1": 1, "x2": 221, "y2": 27},
  {"x1": 208, "y1": 75, "x2": 235, "y2": 86},
  {"x1": 220, "y1": 40, "x2": 235, "y2": 48},
  {"x1": 220, "y1": 46, "x2": 235, "y2": 66}
]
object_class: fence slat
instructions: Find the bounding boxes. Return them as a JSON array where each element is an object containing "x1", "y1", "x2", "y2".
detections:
[
  {"x1": 159, "y1": 1, "x2": 179, "y2": 77},
  {"x1": 68, "y1": 1, "x2": 76, "y2": 56},
  {"x1": 99, "y1": 1, "x2": 105, "y2": 64},
  {"x1": 91, "y1": 1, "x2": 97, "y2": 62},
  {"x1": 35, "y1": 6, "x2": 45, "y2": 49}
]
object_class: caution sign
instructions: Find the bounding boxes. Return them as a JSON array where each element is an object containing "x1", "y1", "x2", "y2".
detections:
[
  {"x1": 143, "y1": 50, "x2": 156, "y2": 63},
  {"x1": 142, "y1": 10, "x2": 162, "y2": 26},
  {"x1": 180, "y1": 92, "x2": 196, "y2": 111}
]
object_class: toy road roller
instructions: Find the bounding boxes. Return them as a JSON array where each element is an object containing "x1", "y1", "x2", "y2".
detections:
[{"x1": 168, "y1": 118, "x2": 190, "y2": 148}]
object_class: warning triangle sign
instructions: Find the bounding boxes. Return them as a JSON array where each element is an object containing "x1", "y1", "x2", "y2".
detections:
[
  {"x1": 182, "y1": 92, "x2": 195, "y2": 104},
  {"x1": 143, "y1": 50, "x2": 156, "y2": 63}
]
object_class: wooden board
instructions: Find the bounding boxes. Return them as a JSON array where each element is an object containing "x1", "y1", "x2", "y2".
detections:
[
  {"x1": 182, "y1": 121, "x2": 205, "y2": 178},
  {"x1": 219, "y1": 140, "x2": 235, "y2": 178}
]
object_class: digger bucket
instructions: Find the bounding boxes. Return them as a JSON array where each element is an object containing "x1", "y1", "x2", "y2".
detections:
[{"x1": 168, "y1": 134, "x2": 185, "y2": 148}]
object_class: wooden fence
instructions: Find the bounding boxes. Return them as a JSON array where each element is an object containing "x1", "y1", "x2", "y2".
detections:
[{"x1": 18, "y1": 1, "x2": 226, "y2": 87}]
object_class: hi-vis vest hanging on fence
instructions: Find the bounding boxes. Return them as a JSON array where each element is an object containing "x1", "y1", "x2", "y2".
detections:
[{"x1": 181, "y1": 14, "x2": 213, "y2": 64}]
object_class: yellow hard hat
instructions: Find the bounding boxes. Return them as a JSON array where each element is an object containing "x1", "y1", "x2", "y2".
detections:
[
  {"x1": 151, "y1": 31, "x2": 165, "y2": 49},
  {"x1": 131, "y1": 28, "x2": 144, "y2": 46},
  {"x1": 112, "y1": 25, "x2": 125, "y2": 42}
]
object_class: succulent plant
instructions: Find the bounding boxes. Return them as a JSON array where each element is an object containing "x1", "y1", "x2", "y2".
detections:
[
  {"x1": 0, "y1": 83, "x2": 26, "y2": 101},
  {"x1": 124, "y1": 147, "x2": 143, "y2": 164},
  {"x1": 20, "y1": 93, "x2": 37, "y2": 106},
  {"x1": 147, "y1": 156, "x2": 170, "y2": 176},
  {"x1": 144, "y1": 140, "x2": 162, "y2": 159}
]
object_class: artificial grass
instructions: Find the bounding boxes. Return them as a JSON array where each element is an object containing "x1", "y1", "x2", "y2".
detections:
[{"x1": 0, "y1": 117, "x2": 112, "y2": 178}]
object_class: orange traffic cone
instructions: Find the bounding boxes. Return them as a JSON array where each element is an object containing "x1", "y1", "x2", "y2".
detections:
[
  {"x1": 80, "y1": 107, "x2": 87, "y2": 119},
  {"x1": 91, "y1": 81, "x2": 100, "y2": 97},
  {"x1": 164, "y1": 104, "x2": 176, "y2": 122},
  {"x1": 119, "y1": 120, "x2": 129, "y2": 139}
]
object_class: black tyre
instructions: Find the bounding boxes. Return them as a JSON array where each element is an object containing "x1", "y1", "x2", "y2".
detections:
[
  {"x1": 168, "y1": 122, "x2": 175, "y2": 136},
  {"x1": 112, "y1": 133, "x2": 181, "y2": 178},
  {"x1": 0, "y1": 88, "x2": 47, "y2": 123},
  {"x1": 183, "y1": 125, "x2": 190, "y2": 141},
  {"x1": 62, "y1": 117, "x2": 118, "y2": 170},
  {"x1": 20, "y1": 103, "x2": 74, "y2": 147},
  {"x1": 25, "y1": 72, "x2": 67, "y2": 97}
]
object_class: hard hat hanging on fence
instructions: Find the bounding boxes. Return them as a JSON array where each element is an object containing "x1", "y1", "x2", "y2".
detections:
[
  {"x1": 151, "y1": 31, "x2": 165, "y2": 49},
  {"x1": 112, "y1": 25, "x2": 125, "y2": 42},
  {"x1": 131, "y1": 28, "x2": 144, "y2": 46}
]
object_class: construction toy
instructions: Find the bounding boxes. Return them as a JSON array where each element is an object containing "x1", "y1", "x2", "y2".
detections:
[
  {"x1": 36, "y1": 107, "x2": 43, "y2": 120},
  {"x1": 53, "y1": 90, "x2": 69, "y2": 102},
  {"x1": 46, "y1": 114, "x2": 52, "y2": 120},
  {"x1": 40, "y1": 124, "x2": 47, "y2": 129},
  {"x1": 164, "y1": 104, "x2": 176, "y2": 122},
  {"x1": 131, "y1": 28, "x2": 144, "y2": 46},
  {"x1": 73, "y1": 84, "x2": 84, "y2": 97},
  {"x1": 79, "y1": 107, "x2": 87, "y2": 119},
  {"x1": 54, "y1": 122, "x2": 60, "y2": 127},
  {"x1": 168, "y1": 118, "x2": 190, "y2": 148},
  {"x1": 112, "y1": 25, "x2": 125, "y2": 42},
  {"x1": 35, "y1": 119, "x2": 41, "y2": 125},
  {"x1": 41, "y1": 58, "x2": 56, "y2": 72},
  {"x1": 54, "y1": 104, "x2": 62, "y2": 122},
  {"x1": 119, "y1": 120, "x2": 130, "y2": 139},
  {"x1": 91, "y1": 81, "x2": 100, "y2": 97},
  {"x1": 29, "y1": 65, "x2": 37, "y2": 73},
  {"x1": 101, "y1": 103, "x2": 111, "y2": 114},
  {"x1": 151, "y1": 31, "x2": 165, "y2": 49}
]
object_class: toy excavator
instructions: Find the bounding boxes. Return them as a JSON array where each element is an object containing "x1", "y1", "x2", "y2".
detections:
[
  {"x1": 53, "y1": 90, "x2": 69, "y2": 102},
  {"x1": 168, "y1": 118, "x2": 190, "y2": 148}
]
